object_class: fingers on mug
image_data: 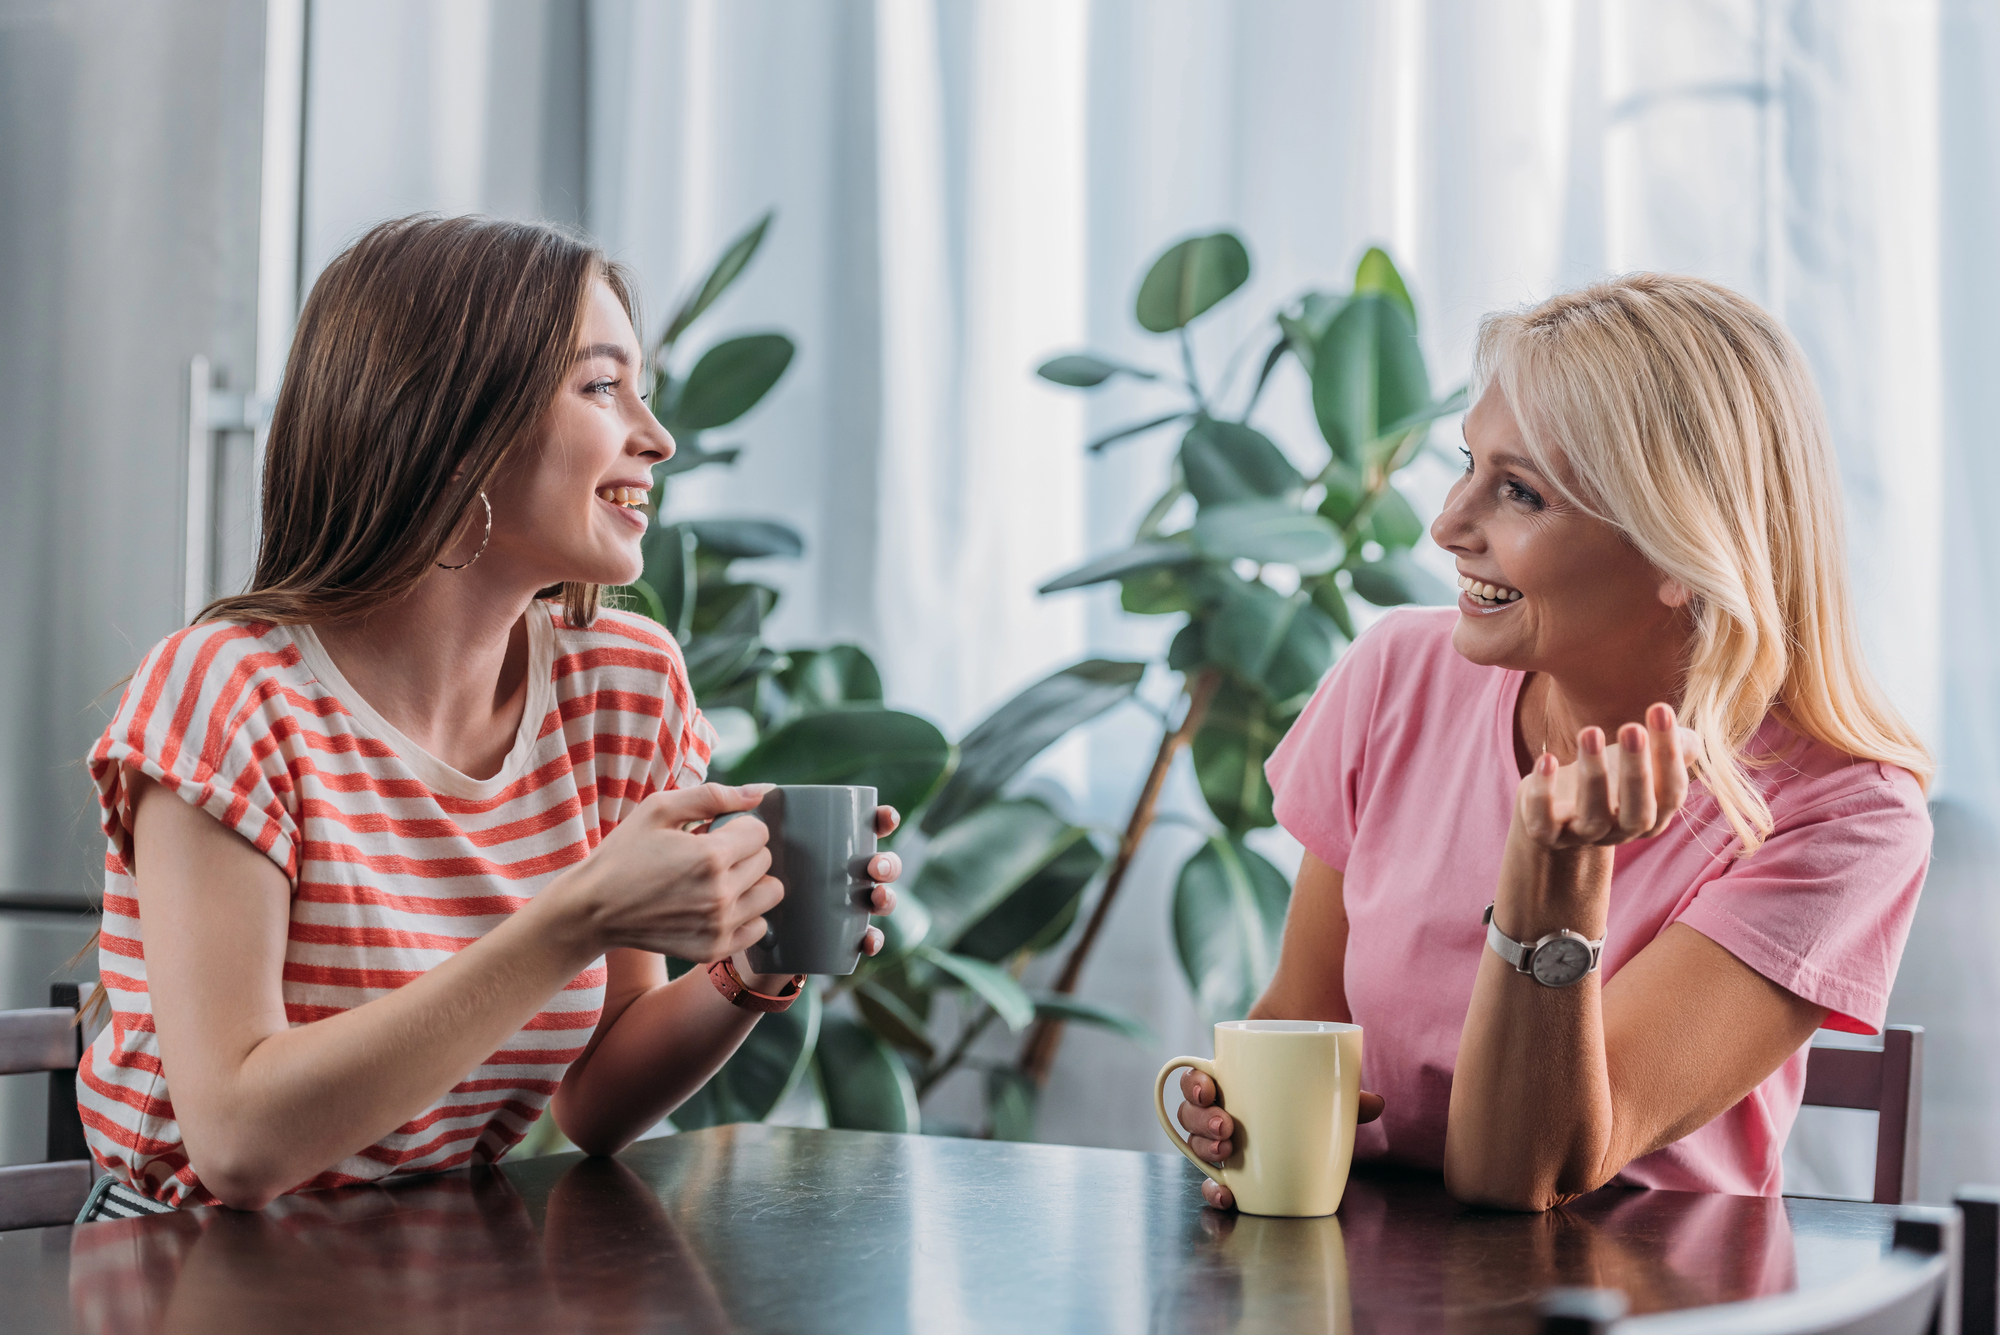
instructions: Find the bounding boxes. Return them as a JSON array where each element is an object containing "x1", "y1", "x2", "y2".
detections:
[{"x1": 1155, "y1": 1056, "x2": 1229, "y2": 1187}]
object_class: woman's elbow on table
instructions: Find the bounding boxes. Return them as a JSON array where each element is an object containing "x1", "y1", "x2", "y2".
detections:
[
  {"x1": 186, "y1": 1148, "x2": 294, "y2": 1212},
  {"x1": 1442, "y1": 1145, "x2": 1602, "y2": 1214}
]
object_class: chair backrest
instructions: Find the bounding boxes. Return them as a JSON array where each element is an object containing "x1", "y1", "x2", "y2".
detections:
[
  {"x1": 1956, "y1": 1186, "x2": 2000, "y2": 1335},
  {"x1": 1801, "y1": 1025, "x2": 1924, "y2": 1206},
  {"x1": 0, "y1": 983, "x2": 95, "y2": 1232},
  {"x1": 1540, "y1": 1205, "x2": 1959, "y2": 1335}
]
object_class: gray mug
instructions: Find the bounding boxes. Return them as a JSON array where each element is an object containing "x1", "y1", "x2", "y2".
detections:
[{"x1": 712, "y1": 785, "x2": 877, "y2": 976}]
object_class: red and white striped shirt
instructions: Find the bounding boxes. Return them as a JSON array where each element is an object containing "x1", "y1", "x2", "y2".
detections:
[{"x1": 81, "y1": 603, "x2": 713, "y2": 1206}]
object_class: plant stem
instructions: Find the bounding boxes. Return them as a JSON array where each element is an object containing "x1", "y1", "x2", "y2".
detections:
[
  {"x1": 919, "y1": 1005, "x2": 1000, "y2": 1098},
  {"x1": 1178, "y1": 328, "x2": 1208, "y2": 415},
  {"x1": 1017, "y1": 668, "x2": 1222, "y2": 1086}
]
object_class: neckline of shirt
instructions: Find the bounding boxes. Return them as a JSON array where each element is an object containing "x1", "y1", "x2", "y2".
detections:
[{"x1": 285, "y1": 608, "x2": 557, "y2": 800}]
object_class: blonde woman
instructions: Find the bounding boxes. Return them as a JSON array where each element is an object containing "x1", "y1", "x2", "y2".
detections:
[{"x1": 1172, "y1": 274, "x2": 1932, "y2": 1211}]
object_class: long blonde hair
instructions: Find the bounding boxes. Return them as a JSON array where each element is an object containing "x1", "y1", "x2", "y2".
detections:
[{"x1": 1475, "y1": 273, "x2": 1931, "y2": 856}]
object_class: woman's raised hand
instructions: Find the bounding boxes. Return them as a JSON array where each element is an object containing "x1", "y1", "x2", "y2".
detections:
[
  {"x1": 1175, "y1": 1067, "x2": 1386, "y2": 1211},
  {"x1": 1517, "y1": 702, "x2": 1697, "y2": 850}
]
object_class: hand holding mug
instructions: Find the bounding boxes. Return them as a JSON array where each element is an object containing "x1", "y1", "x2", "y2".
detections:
[
  {"x1": 710, "y1": 785, "x2": 895, "y2": 976},
  {"x1": 1176, "y1": 1068, "x2": 1386, "y2": 1212},
  {"x1": 1155, "y1": 1020, "x2": 1366, "y2": 1217}
]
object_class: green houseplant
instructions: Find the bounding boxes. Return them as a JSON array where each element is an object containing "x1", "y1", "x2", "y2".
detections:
[
  {"x1": 518, "y1": 216, "x2": 1157, "y2": 1152},
  {"x1": 522, "y1": 220, "x2": 1460, "y2": 1152},
  {"x1": 1012, "y1": 232, "x2": 1465, "y2": 1084}
]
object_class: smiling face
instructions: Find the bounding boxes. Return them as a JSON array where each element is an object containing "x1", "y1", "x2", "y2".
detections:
[
  {"x1": 480, "y1": 279, "x2": 674, "y2": 590},
  {"x1": 1431, "y1": 385, "x2": 1689, "y2": 681}
]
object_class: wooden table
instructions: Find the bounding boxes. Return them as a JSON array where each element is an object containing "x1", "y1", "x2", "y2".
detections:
[{"x1": 0, "y1": 1124, "x2": 1899, "y2": 1333}]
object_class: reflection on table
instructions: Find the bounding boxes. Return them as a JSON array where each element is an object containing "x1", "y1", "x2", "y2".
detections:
[
  {"x1": 0, "y1": 1125, "x2": 1897, "y2": 1335},
  {"x1": 66, "y1": 1157, "x2": 729, "y2": 1335}
]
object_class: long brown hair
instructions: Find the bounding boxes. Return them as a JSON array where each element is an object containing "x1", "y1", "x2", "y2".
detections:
[
  {"x1": 202, "y1": 213, "x2": 637, "y2": 629},
  {"x1": 77, "y1": 217, "x2": 638, "y2": 1029}
]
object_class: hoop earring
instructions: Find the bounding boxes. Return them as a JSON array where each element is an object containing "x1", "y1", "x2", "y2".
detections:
[{"x1": 436, "y1": 491, "x2": 493, "y2": 570}]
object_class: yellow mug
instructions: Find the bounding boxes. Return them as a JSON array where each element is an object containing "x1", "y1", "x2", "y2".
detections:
[{"x1": 1153, "y1": 1019, "x2": 1364, "y2": 1217}]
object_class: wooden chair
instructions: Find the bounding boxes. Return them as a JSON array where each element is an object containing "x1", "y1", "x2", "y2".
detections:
[
  {"x1": 0, "y1": 983, "x2": 95, "y2": 1231},
  {"x1": 1539, "y1": 1205, "x2": 1959, "y2": 1335},
  {"x1": 1955, "y1": 1186, "x2": 2000, "y2": 1335},
  {"x1": 1799, "y1": 1025, "x2": 1924, "y2": 1206}
]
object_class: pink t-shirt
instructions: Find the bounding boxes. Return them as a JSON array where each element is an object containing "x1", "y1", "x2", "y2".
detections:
[{"x1": 1264, "y1": 607, "x2": 1930, "y2": 1195}]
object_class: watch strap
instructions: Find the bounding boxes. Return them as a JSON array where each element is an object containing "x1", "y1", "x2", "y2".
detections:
[
  {"x1": 1482, "y1": 903, "x2": 1534, "y2": 971},
  {"x1": 1481, "y1": 902, "x2": 1605, "y2": 984},
  {"x1": 707, "y1": 958, "x2": 807, "y2": 1013}
]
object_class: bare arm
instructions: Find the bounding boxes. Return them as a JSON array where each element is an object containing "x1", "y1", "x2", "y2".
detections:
[
  {"x1": 1442, "y1": 710, "x2": 1826, "y2": 1211},
  {"x1": 1251, "y1": 852, "x2": 1354, "y2": 1023},
  {"x1": 135, "y1": 776, "x2": 784, "y2": 1209}
]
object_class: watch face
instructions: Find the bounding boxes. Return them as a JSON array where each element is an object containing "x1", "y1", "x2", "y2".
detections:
[{"x1": 1531, "y1": 936, "x2": 1593, "y2": 987}]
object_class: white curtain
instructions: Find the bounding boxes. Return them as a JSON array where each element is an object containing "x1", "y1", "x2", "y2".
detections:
[{"x1": 306, "y1": 0, "x2": 1989, "y2": 1199}]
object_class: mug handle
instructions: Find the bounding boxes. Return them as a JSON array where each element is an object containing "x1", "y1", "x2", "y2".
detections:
[{"x1": 1154, "y1": 1057, "x2": 1227, "y2": 1188}]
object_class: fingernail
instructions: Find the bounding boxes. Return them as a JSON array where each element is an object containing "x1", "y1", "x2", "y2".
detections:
[
  {"x1": 1581, "y1": 728, "x2": 1603, "y2": 755},
  {"x1": 1538, "y1": 752, "x2": 1558, "y2": 775},
  {"x1": 1209, "y1": 1117, "x2": 1223, "y2": 1135},
  {"x1": 1621, "y1": 726, "x2": 1643, "y2": 753},
  {"x1": 739, "y1": 783, "x2": 774, "y2": 797}
]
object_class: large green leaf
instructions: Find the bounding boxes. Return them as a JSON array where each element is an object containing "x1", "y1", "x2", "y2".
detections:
[
  {"x1": 687, "y1": 518, "x2": 804, "y2": 560},
  {"x1": 729, "y1": 708, "x2": 954, "y2": 817},
  {"x1": 775, "y1": 645, "x2": 884, "y2": 717},
  {"x1": 1353, "y1": 246, "x2": 1416, "y2": 329},
  {"x1": 815, "y1": 1015, "x2": 919, "y2": 1132},
  {"x1": 909, "y1": 798, "x2": 1085, "y2": 946},
  {"x1": 914, "y1": 945, "x2": 1035, "y2": 1031},
  {"x1": 661, "y1": 211, "x2": 773, "y2": 350},
  {"x1": 1366, "y1": 387, "x2": 1469, "y2": 470},
  {"x1": 641, "y1": 522, "x2": 697, "y2": 641},
  {"x1": 1309, "y1": 573, "x2": 1357, "y2": 641},
  {"x1": 1039, "y1": 540, "x2": 1196, "y2": 594},
  {"x1": 1366, "y1": 484, "x2": 1427, "y2": 550},
  {"x1": 1349, "y1": 549, "x2": 1453, "y2": 608},
  {"x1": 1192, "y1": 678, "x2": 1287, "y2": 833},
  {"x1": 986, "y1": 1069, "x2": 1039, "y2": 1142},
  {"x1": 1310, "y1": 293, "x2": 1430, "y2": 465},
  {"x1": 1120, "y1": 567, "x2": 1201, "y2": 616},
  {"x1": 684, "y1": 631, "x2": 763, "y2": 700},
  {"x1": 921, "y1": 659, "x2": 1145, "y2": 833},
  {"x1": 1192, "y1": 501, "x2": 1344, "y2": 572},
  {"x1": 1167, "y1": 621, "x2": 1206, "y2": 672},
  {"x1": 853, "y1": 981, "x2": 935, "y2": 1061},
  {"x1": 1206, "y1": 580, "x2": 1339, "y2": 702},
  {"x1": 870, "y1": 890, "x2": 931, "y2": 959},
  {"x1": 1179, "y1": 418, "x2": 1302, "y2": 507},
  {"x1": 952, "y1": 835, "x2": 1104, "y2": 962},
  {"x1": 669, "y1": 983, "x2": 821, "y2": 1129},
  {"x1": 1031, "y1": 994, "x2": 1155, "y2": 1045},
  {"x1": 1173, "y1": 837, "x2": 1291, "y2": 1022},
  {"x1": 671, "y1": 333, "x2": 796, "y2": 431},
  {"x1": 1135, "y1": 232, "x2": 1251, "y2": 332},
  {"x1": 1036, "y1": 353, "x2": 1159, "y2": 387}
]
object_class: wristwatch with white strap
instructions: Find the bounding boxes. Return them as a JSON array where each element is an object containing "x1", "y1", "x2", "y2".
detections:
[{"x1": 1482, "y1": 903, "x2": 1604, "y2": 988}]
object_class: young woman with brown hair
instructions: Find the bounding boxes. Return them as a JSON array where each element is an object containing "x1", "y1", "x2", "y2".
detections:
[{"x1": 78, "y1": 215, "x2": 901, "y2": 1213}]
